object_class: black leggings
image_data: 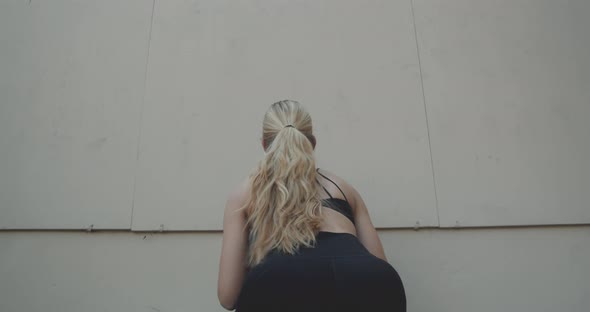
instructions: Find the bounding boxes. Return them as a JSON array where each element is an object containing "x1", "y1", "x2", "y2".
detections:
[{"x1": 235, "y1": 231, "x2": 406, "y2": 312}]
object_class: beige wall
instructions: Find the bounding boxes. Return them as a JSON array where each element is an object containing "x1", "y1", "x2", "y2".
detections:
[
  {"x1": 1, "y1": 0, "x2": 589, "y2": 311},
  {"x1": 1, "y1": 227, "x2": 589, "y2": 312}
]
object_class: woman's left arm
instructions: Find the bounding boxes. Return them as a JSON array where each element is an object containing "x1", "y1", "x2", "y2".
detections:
[{"x1": 217, "y1": 178, "x2": 250, "y2": 310}]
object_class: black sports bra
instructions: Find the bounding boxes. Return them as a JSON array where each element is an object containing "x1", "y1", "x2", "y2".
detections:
[{"x1": 316, "y1": 168, "x2": 355, "y2": 224}]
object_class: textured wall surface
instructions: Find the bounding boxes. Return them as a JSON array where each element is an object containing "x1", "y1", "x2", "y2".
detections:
[
  {"x1": 1, "y1": 227, "x2": 589, "y2": 312},
  {"x1": 1, "y1": 0, "x2": 589, "y2": 311}
]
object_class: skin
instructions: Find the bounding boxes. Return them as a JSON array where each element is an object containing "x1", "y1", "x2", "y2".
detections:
[{"x1": 217, "y1": 138, "x2": 388, "y2": 311}]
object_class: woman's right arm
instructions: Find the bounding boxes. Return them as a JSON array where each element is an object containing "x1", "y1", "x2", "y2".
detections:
[{"x1": 346, "y1": 183, "x2": 388, "y2": 262}]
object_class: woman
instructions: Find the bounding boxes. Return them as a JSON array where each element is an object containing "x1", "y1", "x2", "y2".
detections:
[{"x1": 217, "y1": 100, "x2": 406, "y2": 311}]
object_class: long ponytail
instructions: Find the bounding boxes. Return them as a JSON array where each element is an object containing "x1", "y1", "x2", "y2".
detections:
[{"x1": 239, "y1": 100, "x2": 323, "y2": 267}]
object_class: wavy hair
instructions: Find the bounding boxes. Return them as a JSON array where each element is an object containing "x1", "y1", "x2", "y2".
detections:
[{"x1": 238, "y1": 100, "x2": 323, "y2": 267}]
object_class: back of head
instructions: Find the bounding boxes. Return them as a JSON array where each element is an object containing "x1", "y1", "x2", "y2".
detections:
[{"x1": 241, "y1": 100, "x2": 322, "y2": 267}]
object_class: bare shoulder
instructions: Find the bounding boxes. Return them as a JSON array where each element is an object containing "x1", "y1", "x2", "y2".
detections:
[
  {"x1": 316, "y1": 168, "x2": 361, "y2": 208},
  {"x1": 317, "y1": 168, "x2": 386, "y2": 260},
  {"x1": 225, "y1": 176, "x2": 252, "y2": 214}
]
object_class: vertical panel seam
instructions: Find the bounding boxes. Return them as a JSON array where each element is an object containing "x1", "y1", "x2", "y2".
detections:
[
  {"x1": 130, "y1": 0, "x2": 157, "y2": 229},
  {"x1": 409, "y1": 0, "x2": 440, "y2": 226},
  {"x1": 330, "y1": 257, "x2": 337, "y2": 281}
]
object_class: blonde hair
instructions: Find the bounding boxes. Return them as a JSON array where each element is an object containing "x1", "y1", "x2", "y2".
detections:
[{"x1": 239, "y1": 100, "x2": 323, "y2": 267}]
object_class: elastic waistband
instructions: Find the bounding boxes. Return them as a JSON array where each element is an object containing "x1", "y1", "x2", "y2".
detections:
[{"x1": 265, "y1": 231, "x2": 371, "y2": 259}]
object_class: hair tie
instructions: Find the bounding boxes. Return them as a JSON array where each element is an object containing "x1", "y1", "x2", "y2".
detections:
[{"x1": 284, "y1": 125, "x2": 295, "y2": 128}]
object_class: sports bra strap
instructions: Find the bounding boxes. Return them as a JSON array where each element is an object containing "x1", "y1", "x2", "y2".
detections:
[
  {"x1": 316, "y1": 168, "x2": 350, "y2": 203},
  {"x1": 316, "y1": 178, "x2": 333, "y2": 199}
]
